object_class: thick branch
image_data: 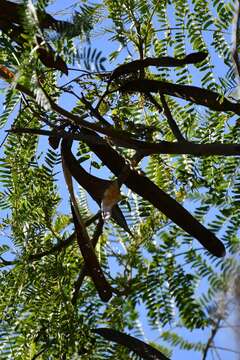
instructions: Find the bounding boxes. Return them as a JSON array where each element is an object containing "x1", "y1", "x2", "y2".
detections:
[
  {"x1": 9, "y1": 128, "x2": 240, "y2": 157},
  {"x1": 120, "y1": 79, "x2": 240, "y2": 115},
  {"x1": 81, "y1": 128, "x2": 226, "y2": 258}
]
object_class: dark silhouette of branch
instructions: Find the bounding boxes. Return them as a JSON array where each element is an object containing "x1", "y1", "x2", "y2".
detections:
[
  {"x1": 61, "y1": 137, "x2": 131, "y2": 234},
  {"x1": 120, "y1": 79, "x2": 240, "y2": 115},
  {"x1": 8, "y1": 128, "x2": 240, "y2": 157},
  {"x1": 81, "y1": 128, "x2": 226, "y2": 258},
  {"x1": 147, "y1": 92, "x2": 185, "y2": 142},
  {"x1": 93, "y1": 328, "x2": 170, "y2": 360},
  {"x1": 81, "y1": 95, "x2": 111, "y2": 126},
  {"x1": 159, "y1": 93, "x2": 186, "y2": 142},
  {"x1": 71, "y1": 217, "x2": 104, "y2": 304}
]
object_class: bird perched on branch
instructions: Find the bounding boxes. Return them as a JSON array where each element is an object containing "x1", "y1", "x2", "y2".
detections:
[
  {"x1": 101, "y1": 180, "x2": 122, "y2": 220},
  {"x1": 60, "y1": 137, "x2": 132, "y2": 235},
  {"x1": 80, "y1": 129, "x2": 226, "y2": 258}
]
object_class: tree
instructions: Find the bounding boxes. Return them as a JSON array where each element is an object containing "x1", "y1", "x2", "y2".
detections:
[{"x1": 0, "y1": 0, "x2": 239, "y2": 359}]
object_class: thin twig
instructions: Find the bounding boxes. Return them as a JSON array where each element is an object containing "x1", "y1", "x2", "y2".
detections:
[
  {"x1": 31, "y1": 346, "x2": 48, "y2": 360},
  {"x1": 29, "y1": 213, "x2": 100, "y2": 261},
  {"x1": 202, "y1": 319, "x2": 221, "y2": 360},
  {"x1": 159, "y1": 93, "x2": 186, "y2": 142},
  {"x1": 147, "y1": 92, "x2": 185, "y2": 142},
  {"x1": 211, "y1": 345, "x2": 240, "y2": 354},
  {"x1": 0, "y1": 133, "x2": 8, "y2": 149},
  {"x1": 28, "y1": 232, "x2": 76, "y2": 261},
  {"x1": 212, "y1": 347, "x2": 222, "y2": 360},
  {"x1": 81, "y1": 94, "x2": 111, "y2": 126}
]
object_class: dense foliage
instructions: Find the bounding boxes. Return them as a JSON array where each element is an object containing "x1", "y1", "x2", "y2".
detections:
[{"x1": 0, "y1": 0, "x2": 239, "y2": 359}]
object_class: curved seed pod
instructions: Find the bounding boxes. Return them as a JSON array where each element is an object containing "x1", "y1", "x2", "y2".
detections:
[
  {"x1": 93, "y1": 328, "x2": 170, "y2": 360},
  {"x1": 120, "y1": 80, "x2": 240, "y2": 115},
  {"x1": 81, "y1": 129, "x2": 226, "y2": 258},
  {"x1": 61, "y1": 140, "x2": 112, "y2": 302},
  {"x1": 110, "y1": 51, "x2": 207, "y2": 80},
  {"x1": 61, "y1": 137, "x2": 132, "y2": 235}
]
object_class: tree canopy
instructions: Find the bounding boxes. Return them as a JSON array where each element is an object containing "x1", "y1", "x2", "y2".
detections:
[{"x1": 0, "y1": 0, "x2": 239, "y2": 359}]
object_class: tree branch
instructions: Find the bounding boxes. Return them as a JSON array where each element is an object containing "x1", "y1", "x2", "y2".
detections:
[
  {"x1": 61, "y1": 139, "x2": 113, "y2": 302},
  {"x1": 120, "y1": 79, "x2": 240, "y2": 115},
  {"x1": 80, "y1": 128, "x2": 226, "y2": 258},
  {"x1": 202, "y1": 319, "x2": 221, "y2": 360},
  {"x1": 8, "y1": 128, "x2": 240, "y2": 157},
  {"x1": 147, "y1": 91, "x2": 185, "y2": 142},
  {"x1": 0, "y1": 256, "x2": 16, "y2": 266},
  {"x1": 28, "y1": 213, "x2": 100, "y2": 261}
]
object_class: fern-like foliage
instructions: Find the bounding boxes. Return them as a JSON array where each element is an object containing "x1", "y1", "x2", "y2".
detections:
[{"x1": 0, "y1": 0, "x2": 239, "y2": 359}]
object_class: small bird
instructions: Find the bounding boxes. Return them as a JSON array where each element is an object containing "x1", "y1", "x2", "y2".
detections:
[
  {"x1": 101, "y1": 180, "x2": 122, "y2": 220},
  {"x1": 61, "y1": 138, "x2": 132, "y2": 235},
  {"x1": 81, "y1": 129, "x2": 226, "y2": 258}
]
